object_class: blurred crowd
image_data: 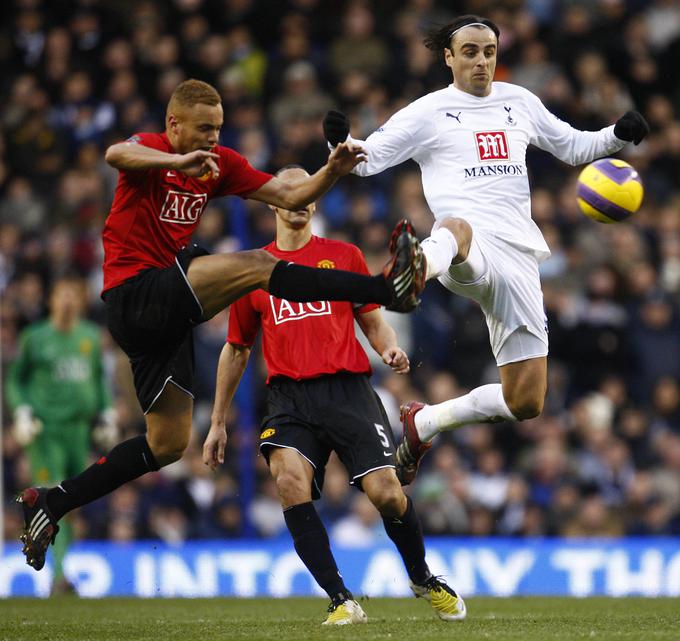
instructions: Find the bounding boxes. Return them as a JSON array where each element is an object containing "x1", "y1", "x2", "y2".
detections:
[{"x1": 2, "y1": 0, "x2": 680, "y2": 545}]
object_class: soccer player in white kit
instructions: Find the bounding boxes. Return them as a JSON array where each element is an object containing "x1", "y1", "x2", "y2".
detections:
[{"x1": 322, "y1": 14, "x2": 650, "y2": 484}]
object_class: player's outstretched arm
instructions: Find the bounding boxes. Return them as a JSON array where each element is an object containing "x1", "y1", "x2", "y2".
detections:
[
  {"x1": 203, "y1": 342, "x2": 251, "y2": 471},
  {"x1": 356, "y1": 308, "x2": 410, "y2": 374},
  {"x1": 105, "y1": 142, "x2": 219, "y2": 176},
  {"x1": 528, "y1": 91, "x2": 650, "y2": 165},
  {"x1": 323, "y1": 107, "x2": 431, "y2": 178},
  {"x1": 247, "y1": 141, "x2": 366, "y2": 210}
]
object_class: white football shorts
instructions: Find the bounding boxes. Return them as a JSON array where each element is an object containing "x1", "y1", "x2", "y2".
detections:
[{"x1": 437, "y1": 230, "x2": 549, "y2": 366}]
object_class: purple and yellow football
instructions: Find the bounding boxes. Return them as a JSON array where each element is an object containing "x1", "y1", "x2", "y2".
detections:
[{"x1": 576, "y1": 158, "x2": 644, "y2": 224}]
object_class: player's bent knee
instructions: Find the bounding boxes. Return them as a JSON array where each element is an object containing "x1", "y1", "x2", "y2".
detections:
[
  {"x1": 239, "y1": 249, "x2": 279, "y2": 291},
  {"x1": 440, "y1": 218, "x2": 472, "y2": 260},
  {"x1": 192, "y1": 249, "x2": 277, "y2": 290},
  {"x1": 248, "y1": 249, "x2": 279, "y2": 277},
  {"x1": 365, "y1": 480, "x2": 406, "y2": 517},
  {"x1": 507, "y1": 396, "x2": 544, "y2": 421},
  {"x1": 147, "y1": 432, "x2": 191, "y2": 466},
  {"x1": 245, "y1": 248, "x2": 277, "y2": 265},
  {"x1": 372, "y1": 490, "x2": 406, "y2": 518},
  {"x1": 148, "y1": 442, "x2": 186, "y2": 466},
  {"x1": 274, "y1": 470, "x2": 309, "y2": 504}
]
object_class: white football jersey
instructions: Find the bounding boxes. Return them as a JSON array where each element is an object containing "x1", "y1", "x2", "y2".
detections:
[{"x1": 350, "y1": 82, "x2": 627, "y2": 261}]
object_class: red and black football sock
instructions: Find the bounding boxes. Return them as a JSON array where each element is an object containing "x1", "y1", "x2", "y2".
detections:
[
  {"x1": 47, "y1": 435, "x2": 160, "y2": 521},
  {"x1": 382, "y1": 495, "x2": 431, "y2": 585},
  {"x1": 269, "y1": 260, "x2": 391, "y2": 305},
  {"x1": 283, "y1": 501, "x2": 348, "y2": 600}
]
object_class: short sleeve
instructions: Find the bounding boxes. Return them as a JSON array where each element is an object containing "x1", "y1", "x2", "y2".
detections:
[
  {"x1": 227, "y1": 293, "x2": 261, "y2": 347},
  {"x1": 117, "y1": 132, "x2": 167, "y2": 184},
  {"x1": 124, "y1": 132, "x2": 166, "y2": 150},
  {"x1": 349, "y1": 245, "x2": 380, "y2": 315},
  {"x1": 215, "y1": 148, "x2": 273, "y2": 198}
]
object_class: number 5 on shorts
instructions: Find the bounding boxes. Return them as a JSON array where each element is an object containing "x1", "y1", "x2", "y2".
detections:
[{"x1": 374, "y1": 423, "x2": 392, "y2": 456}]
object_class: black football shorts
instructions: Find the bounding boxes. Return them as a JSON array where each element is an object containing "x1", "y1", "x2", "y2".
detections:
[
  {"x1": 259, "y1": 373, "x2": 397, "y2": 499},
  {"x1": 103, "y1": 244, "x2": 208, "y2": 413}
]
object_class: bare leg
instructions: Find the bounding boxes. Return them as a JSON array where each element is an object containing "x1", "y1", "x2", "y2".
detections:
[
  {"x1": 187, "y1": 250, "x2": 277, "y2": 320},
  {"x1": 421, "y1": 217, "x2": 473, "y2": 280},
  {"x1": 413, "y1": 356, "x2": 546, "y2": 441},
  {"x1": 145, "y1": 382, "x2": 194, "y2": 466},
  {"x1": 361, "y1": 468, "x2": 407, "y2": 518},
  {"x1": 499, "y1": 356, "x2": 547, "y2": 420},
  {"x1": 269, "y1": 447, "x2": 314, "y2": 508},
  {"x1": 441, "y1": 218, "x2": 473, "y2": 264}
]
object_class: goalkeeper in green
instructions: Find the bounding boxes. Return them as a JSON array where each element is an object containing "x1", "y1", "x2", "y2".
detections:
[{"x1": 6, "y1": 275, "x2": 117, "y2": 594}]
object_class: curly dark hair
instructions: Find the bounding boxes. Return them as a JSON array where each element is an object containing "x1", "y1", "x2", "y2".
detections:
[{"x1": 423, "y1": 14, "x2": 500, "y2": 61}]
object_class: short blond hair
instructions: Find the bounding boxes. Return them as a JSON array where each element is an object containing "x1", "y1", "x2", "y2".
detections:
[{"x1": 167, "y1": 79, "x2": 221, "y2": 116}]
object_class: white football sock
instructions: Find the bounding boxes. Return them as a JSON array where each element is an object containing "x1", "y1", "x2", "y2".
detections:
[
  {"x1": 414, "y1": 384, "x2": 517, "y2": 442},
  {"x1": 421, "y1": 227, "x2": 458, "y2": 280}
]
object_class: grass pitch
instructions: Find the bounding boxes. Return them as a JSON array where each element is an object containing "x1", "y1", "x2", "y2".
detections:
[{"x1": 1, "y1": 597, "x2": 679, "y2": 641}]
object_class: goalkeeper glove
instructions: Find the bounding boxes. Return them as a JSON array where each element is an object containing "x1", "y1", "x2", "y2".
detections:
[
  {"x1": 614, "y1": 111, "x2": 650, "y2": 145},
  {"x1": 13, "y1": 405, "x2": 43, "y2": 446},
  {"x1": 323, "y1": 110, "x2": 350, "y2": 146},
  {"x1": 93, "y1": 408, "x2": 118, "y2": 450}
]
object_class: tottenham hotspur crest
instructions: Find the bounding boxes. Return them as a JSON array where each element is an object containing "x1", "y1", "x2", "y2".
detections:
[{"x1": 504, "y1": 104, "x2": 516, "y2": 126}]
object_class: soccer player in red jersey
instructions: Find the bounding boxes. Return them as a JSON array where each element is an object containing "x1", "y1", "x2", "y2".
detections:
[
  {"x1": 203, "y1": 167, "x2": 466, "y2": 624},
  {"x1": 17, "y1": 80, "x2": 426, "y2": 573}
]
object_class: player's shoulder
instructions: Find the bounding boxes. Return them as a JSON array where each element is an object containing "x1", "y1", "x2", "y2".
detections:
[
  {"x1": 314, "y1": 237, "x2": 366, "y2": 268},
  {"x1": 427, "y1": 86, "x2": 455, "y2": 100},
  {"x1": 401, "y1": 89, "x2": 445, "y2": 113},
  {"x1": 312, "y1": 235, "x2": 362, "y2": 254},
  {"x1": 126, "y1": 132, "x2": 169, "y2": 149},
  {"x1": 213, "y1": 143, "x2": 233, "y2": 156},
  {"x1": 493, "y1": 81, "x2": 539, "y2": 103},
  {"x1": 376, "y1": 90, "x2": 443, "y2": 126},
  {"x1": 213, "y1": 144, "x2": 255, "y2": 175},
  {"x1": 214, "y1": 144, "x2": 245, "y2": 161}
]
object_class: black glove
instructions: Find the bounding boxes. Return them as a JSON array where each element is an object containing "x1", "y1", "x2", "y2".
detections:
[
  {"x1": 323, "y1": 110, "x2": 350, "y2": 146},
  {"x1": 614, "y1": 110, "x2": 650, "y2": 145}
]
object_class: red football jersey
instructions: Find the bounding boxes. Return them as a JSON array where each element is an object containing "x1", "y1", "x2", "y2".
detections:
[
  {"x1": 228, "y1": 236, "x2": 380, "y2": 383},
  {"x1": 102, "y1": 132, "x2": 272, "y2": 292}
]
